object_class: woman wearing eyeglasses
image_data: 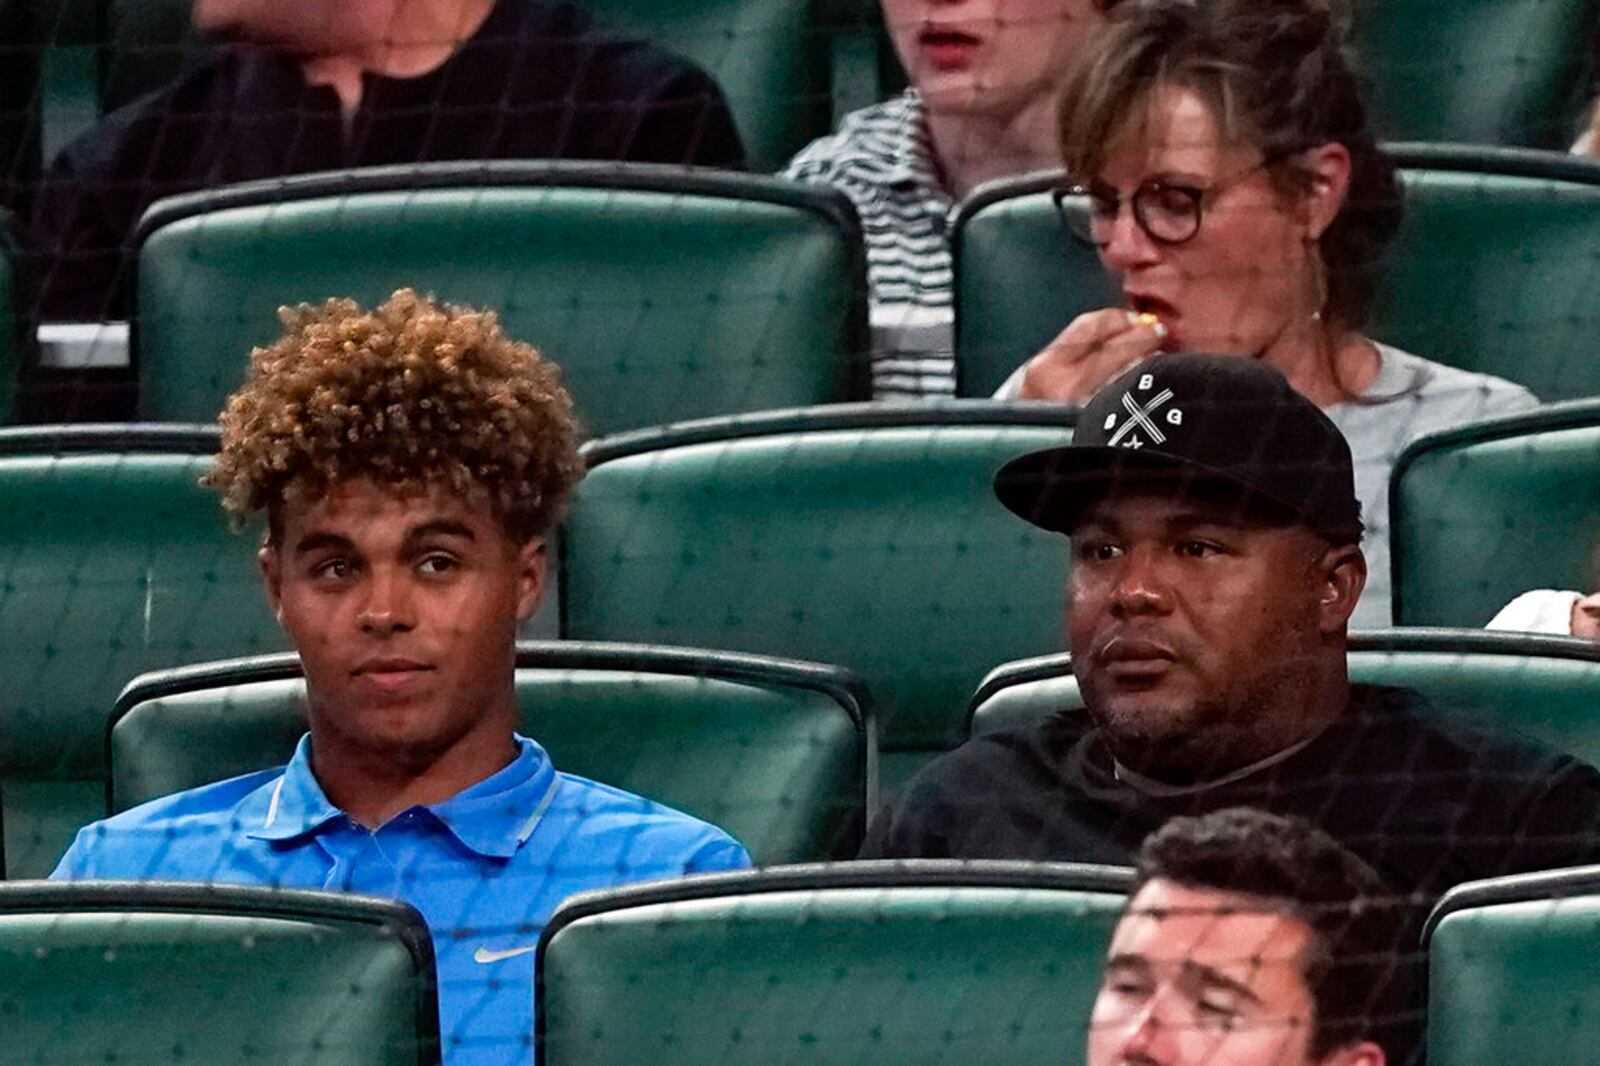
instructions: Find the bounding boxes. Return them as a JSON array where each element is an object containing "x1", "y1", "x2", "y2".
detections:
[{"x1": 996, "y1": 0, "x2": 1536, "y2": 626}]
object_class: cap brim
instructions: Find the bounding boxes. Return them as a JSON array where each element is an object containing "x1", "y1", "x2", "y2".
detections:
[{"x1": 994, "y1": 445, "x2": 1299, "y2": 535}]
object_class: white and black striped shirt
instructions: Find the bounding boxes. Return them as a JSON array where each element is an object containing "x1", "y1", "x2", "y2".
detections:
[{"x1": 782, "y1": 91, "x2": 957, "y2": 400}]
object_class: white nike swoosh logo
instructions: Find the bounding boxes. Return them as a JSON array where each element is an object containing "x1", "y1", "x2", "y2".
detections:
[{"x1": 473, "y1": 945, "x2": 538, "y2": 964}]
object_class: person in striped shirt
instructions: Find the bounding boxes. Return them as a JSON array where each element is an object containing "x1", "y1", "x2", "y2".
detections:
[{"x1": 783, "y1": 1, "x2": 1115, "y2": 400}]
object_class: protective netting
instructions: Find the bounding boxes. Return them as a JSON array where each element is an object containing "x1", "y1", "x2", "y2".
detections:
[{"x1": 2, "y1": 1, "x2": 1600, "y2": 1064}]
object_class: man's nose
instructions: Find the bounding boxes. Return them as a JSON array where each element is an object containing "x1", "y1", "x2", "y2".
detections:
[
  {"x1": 1110, "y1": 548, "x2": 1174, "y2": 616},
  {"x1": 357, "y1": 568, "x2": 416, "y2": 636},
  {"x1": 1116, "y1": 995, "x2": 1178, "y2": 1066}
]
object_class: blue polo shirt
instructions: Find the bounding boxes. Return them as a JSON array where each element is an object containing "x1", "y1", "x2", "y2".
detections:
[{"x1": 52, "y1": 734, "x2": 751, "y2": 1064}]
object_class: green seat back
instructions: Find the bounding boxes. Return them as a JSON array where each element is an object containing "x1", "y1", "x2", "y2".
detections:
[
  {"x1": 561, "y1": 403, "x2": 1074, "y2": 792},
  {"x1": 0, "y1": 427, "x2": 283, "y2": 879},
  {"x1": 953, "y1": 149, "x2": 1600, "y2": 402},
  {"x1": 952, "y1": 180, "x2": 1113, "y2": 398},
  {"x1": 134, "y1": 165, "x2": 867, "y2": 431},
  {"x1": 537, "y1": 863, "x2": 1130, "y2": 1066},
  {"x1": 111, "y1": 644, "x2": 871, "y2": 864},
  {"x1": 1368, "y1": 149, "x2": 1600, "y2": 401},
  {"x1": 1425, "y1": 868, "x2": 1600, "y2": 1064},
  {"x1": 0, "y1": 882, "x2": 439, "y2": 1064},
  {"x1": 33, "y1": 0, "x2": 102, "y2": 163},
  {"x1": 967, "y1": 630, "x2": 1600, "y2": 769},
  {"x1": 1350, "y1": 0, "x2": 1598, "y2": 148},
  {"x1": 1392, "y1": 402, "x2": 1600, "y2": 626},
  {"x1": 105, "y1": 0, "x2": 828, "y2": 170}
]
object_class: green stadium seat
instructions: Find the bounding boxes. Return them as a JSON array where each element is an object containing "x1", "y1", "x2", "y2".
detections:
[
  {"x1": 32, "y1": 0, "x2": 102, "y2": 163},
  {"x1": 1424, "y1": 866, "x2": 1600, "y2": 1064},
  {"x1": 816, "y1": 0, "x2": 899, "y2": 125},
  {"x1": 0, "y1": 425, "x2": 283, "y2": 879},
  {"x1": 0, "y1": 881, "x2": 440, "y2": 1065},
  {"x1": 536, "y1": 861, "x2": 1131, "y2": 1066},
  {"x1": 105, "y1": 0, "x2": 830, "y2": 170},
  {"x1": 111, "y1": 642, "x2": 872, "y2": 864},
  {"x1": 132, "y1": 163, "x2": 868, "y2": 430},
  {"x1": 952, "y1": 147, "x2": 1600, "y2": 402},
  {"x1": 966, "y1": 629, "x2": 1600, "y2": 769},
  {"x1": 561, "y1": 402, "x2": 1075, "y2": 792},
  {"x1": 1391, "y1": 400, "x2": 1600, "y2": 626},
  {"x1": 1349, "y1": 0, "x2": 1598, "y2": 148}
]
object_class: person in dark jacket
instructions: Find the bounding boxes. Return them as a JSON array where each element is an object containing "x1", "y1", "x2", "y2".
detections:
[
  {"x1": 862, "y1": 353, "x2": 1600, "y2": 908},
  {"x1": 30, "y1": 0, "x2": 744, "y2": 325}
]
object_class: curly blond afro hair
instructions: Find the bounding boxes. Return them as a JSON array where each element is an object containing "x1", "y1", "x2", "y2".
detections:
[{"x1": 205, "y1": 288, "x2": 584, "y2": 540}]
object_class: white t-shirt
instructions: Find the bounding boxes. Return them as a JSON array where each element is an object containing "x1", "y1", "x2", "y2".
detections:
[{"x1": 996, "y1": 344, "x2": 1539, "y2": 626}]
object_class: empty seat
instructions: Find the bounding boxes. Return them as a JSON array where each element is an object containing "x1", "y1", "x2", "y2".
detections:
[
  {"x1": 537, "y1": 861, "x2": 1131, "y2": 1065},
  {"x1": 112, "y1": 642, "x2": 872, "y2": 864},
  {"x1": 0, "y1": 425, "x2": 283, "y2": 878},
  {"x1": 133, "y1": 163, "x2": 868, "y2": 431},
  {"x1": 105, "y1": 0, "x2": 830, "y2": 170},
  {"x1": 1349, "y1": 0, "x2": 1598, "y2": 148},
  {"x1": 561, "y1": 402, "x2": 1075, "y2": 791},
  {"x1": 1424, "y1": 865, "x2": 1600, "y2": 1064},
  {"x1": 967, "y1": 629, "x2": 1600, "y2": 769},
  {"x1": 1391, "y1": 400, "x2": 1600, "y2": 626},
  {"x1": 0, "y1": 881, "x2": 440, "y2": 1064},
  {"x1": 952, "y1": 147, "x2": 1600, "y2": 403}
]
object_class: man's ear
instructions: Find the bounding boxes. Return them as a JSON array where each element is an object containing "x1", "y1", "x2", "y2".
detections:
[
  {"x1": 515, "y1": 537, "x2": 548, "y2": 624},
  {"x1": 1298, "y1": 142, "x2": 1352, "y2": 242},
  {"x1": 258, "y1": 541, "x2": 285, "y2": 626},
  {"x1": 1317, "y1": 542, "x2": 1367, "y2": 635},
  {"x1": 1319, "y1": 1039, "x2": 1385, "y2": 1066}
]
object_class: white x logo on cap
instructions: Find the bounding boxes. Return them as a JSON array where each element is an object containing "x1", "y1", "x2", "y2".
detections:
[{"x1": 1108, "y1": 388, "x2": 1175, "y2": 447}]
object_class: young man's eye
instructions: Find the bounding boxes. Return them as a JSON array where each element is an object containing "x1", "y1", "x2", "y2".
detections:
[
  {"x1": 1177, "y1": 539, "x2": 1221, "y2": 559},
  {"x1": 417, "y1": 554, "x2": 458, "y2": 575},
  {"x1": 311, "y1": 558, "x2": 355, "y2": 580}
]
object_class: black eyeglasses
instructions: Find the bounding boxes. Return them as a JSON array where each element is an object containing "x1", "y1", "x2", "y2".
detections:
[{"x1": 1053, "y1": 154, "x2": 1290, "y2": 249}]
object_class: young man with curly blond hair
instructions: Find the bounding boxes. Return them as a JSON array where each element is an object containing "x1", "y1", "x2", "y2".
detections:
[{"x1": 53, "y1": 289, "x2": 751, "y2": 1065}]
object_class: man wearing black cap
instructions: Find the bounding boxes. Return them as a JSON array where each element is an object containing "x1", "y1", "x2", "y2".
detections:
[{"x1": 861, "y1": 354, "x2": 1600, "y2": 901}]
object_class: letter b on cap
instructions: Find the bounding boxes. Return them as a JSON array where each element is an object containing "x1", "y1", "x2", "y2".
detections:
[{"x1": 1137, "y1": 373, "x2": 1155, "y2": 390}]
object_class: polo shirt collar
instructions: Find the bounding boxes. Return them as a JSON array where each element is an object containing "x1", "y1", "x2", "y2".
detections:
[
  {"x1": 426, "y1": 736, "x2": 559, "y2": 859},
  {"x1": 245, "y1": 733, "x2": 559, "y2": 859},
  {"x1": 247, "y1": 734, "x2": 345, "y2": 843}
]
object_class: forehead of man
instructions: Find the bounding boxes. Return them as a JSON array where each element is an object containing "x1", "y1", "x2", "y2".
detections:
[
  {"x1": 1111, "y1": 878, "x2": 1318, "y2": 1007},
  {"x1": 272, "y1": 476, "x2": 516, "y2": 554},
  {"x1": 1071, "y1": 479, "x2": 1316, "y2": 545}
]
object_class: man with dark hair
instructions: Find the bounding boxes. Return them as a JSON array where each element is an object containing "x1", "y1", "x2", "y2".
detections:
[
  {"x1": 862, "y1": 353, "x2": 1600, "y2": 901},
  {"x1": 1090, "y1": 807, "x2": 1402, "y2": 1066},
  {"x1": 30, "y1": 0, "x2": 745, "y2": 325},
  {"x1": 51, "y1": 289, "x2": 750, "y2": 1064}
]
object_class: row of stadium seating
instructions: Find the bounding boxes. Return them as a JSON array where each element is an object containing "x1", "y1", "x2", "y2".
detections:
[
  {"x1": 1, "y1": 0, "x2": 1594, "y2": 193},
  {"x1": 4, "y1": 404, "x2": 1600, "y2": 877},
  {"x1": 6, "y1": 860, "x2": 1596, "y2": 1063},
  {"x1": 6, "y1": 146, "x2": 1600, "y2": 427}
]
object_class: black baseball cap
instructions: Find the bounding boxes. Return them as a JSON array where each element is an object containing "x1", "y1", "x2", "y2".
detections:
[{"x1": 994, "y1": 354, "x2": 1364, "y2": 543}]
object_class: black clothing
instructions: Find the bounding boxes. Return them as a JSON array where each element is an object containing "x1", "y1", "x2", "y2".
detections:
[
  {"x1": 29, "y1": 0, "x2": 745, "y2": 323},
  {"x1": 861, "y1": 684, "x2": 1600, "y2": 900}
]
